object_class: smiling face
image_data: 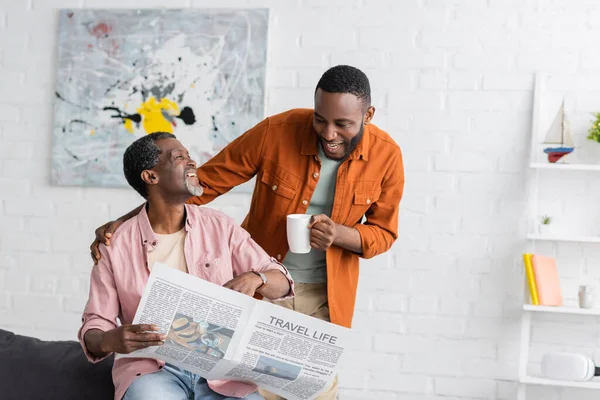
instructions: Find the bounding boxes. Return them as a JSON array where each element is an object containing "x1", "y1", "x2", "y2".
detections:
[
  {"x1": 142, "y1": 138, "x2": 203, "y2": 202},
  {"x1": 313, "y1": 89, "x2": 374, "y2": 160}
]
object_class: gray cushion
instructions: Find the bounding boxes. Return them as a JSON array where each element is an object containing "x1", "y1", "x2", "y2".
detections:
[{"x1": 0, "y1": 329, "x2": 114, "y2": 400}]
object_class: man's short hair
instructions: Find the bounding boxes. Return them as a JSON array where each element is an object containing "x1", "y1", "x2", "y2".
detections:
[
  {"x1": 315, "y1": 65, "x2": 371, "y2": 109},
  {"x1": 123, "y1": 132, "x2": 175, "y2": 199}
]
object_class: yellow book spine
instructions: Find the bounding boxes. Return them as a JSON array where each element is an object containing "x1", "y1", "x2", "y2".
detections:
[{"x1": 523, "y1": 253, "x2": 539, "y2": 305}]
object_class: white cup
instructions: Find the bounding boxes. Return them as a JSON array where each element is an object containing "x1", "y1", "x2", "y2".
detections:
[{"x1": 286, "y1": 214, "x2": 312, "y2": 254}]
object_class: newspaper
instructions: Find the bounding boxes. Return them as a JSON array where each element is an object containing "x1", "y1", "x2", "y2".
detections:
[{"x1": 118, "y1": 263, "x2": 350, "y2": 400}]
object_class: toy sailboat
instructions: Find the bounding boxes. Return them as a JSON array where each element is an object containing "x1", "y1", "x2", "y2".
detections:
[{"x1": 543, "y1": 101, "x2": 574, "y2": 163}]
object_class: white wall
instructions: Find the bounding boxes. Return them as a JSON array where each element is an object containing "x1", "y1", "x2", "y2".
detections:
[{"x1": 3, "y1": 0, "x2": 600, "y2": 398}]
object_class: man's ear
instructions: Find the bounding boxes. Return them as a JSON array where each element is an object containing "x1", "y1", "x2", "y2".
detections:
[
  {"x1": 141, "y1": 170, "x2": 158, "y2": 186},
  {"x1": 364, "y1": 106, "x2": 375, "y2": 125}
]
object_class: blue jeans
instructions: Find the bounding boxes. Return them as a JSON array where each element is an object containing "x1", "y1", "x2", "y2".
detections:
[{"x1": 123, "y1": 363, "x2": 264, "y2": 400}]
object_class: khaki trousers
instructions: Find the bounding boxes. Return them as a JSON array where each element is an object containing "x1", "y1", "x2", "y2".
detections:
[{"x1": 258, "y1": 283, "x2": 339, "y2": 400}]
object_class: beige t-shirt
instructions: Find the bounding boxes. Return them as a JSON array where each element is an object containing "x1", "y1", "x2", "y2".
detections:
[{"x1": 147, "y1": 228, "x2": 188, "y2": 274}]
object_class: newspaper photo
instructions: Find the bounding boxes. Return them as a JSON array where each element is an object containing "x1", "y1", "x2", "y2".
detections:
[{"x1": 118, "y1": 263, "x2": 350, "y2": 400}]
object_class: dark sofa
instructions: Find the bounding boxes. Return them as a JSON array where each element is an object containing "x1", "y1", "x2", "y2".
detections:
[{"x1": 0, "y1": 328, "x2": 114, "y2": 400}]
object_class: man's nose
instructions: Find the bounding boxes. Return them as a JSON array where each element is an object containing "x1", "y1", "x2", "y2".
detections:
[
  {"x1": 187, "y1": 158, "x2": 197, "y2": 169},
  {"x1": 322, "y1": 124, "x2": 337, "y2": 141}
]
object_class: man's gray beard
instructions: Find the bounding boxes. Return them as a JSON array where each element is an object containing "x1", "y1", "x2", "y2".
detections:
[{"x1": 185, "y1": 180, "x2": 203, "y2": 197}]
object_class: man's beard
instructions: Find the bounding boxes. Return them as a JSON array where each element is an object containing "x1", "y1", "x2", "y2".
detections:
[
  {"x1": 185, "y1": 180, "x2": 203, "y2": 197},
  {"x1": 321, "y1": 120, "x2": 365, "y2": 161},
  {"x1": 346, "y1": 122, "x2": 365, "y2": 158}
]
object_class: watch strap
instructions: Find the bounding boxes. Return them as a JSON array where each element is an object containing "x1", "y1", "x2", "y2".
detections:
[{"x1": 252, "y1": 271, "x2": 267, "y2": 290}]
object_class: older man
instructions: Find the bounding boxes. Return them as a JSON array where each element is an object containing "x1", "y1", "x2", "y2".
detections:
[{"x1": 79, "y1": 132, "x2": 294, "y2": 400}]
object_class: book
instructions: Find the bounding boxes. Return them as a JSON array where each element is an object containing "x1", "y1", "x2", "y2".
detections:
[
  {"x1": 523, "y1": 253, "x2": 539, "y2": 305},
  {"x1": 530, "y1": 254, "x2": 563, "y2": 306}
]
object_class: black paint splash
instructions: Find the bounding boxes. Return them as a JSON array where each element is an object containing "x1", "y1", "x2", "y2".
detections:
[
  {"x1": 64, "y1": 148, "x2": 80, "y2": 161},
  {"x1": 104, "y1": 79, "x2": 121, "y2": 95},
  {"x1": 55, "y1": 91, "x2": 91, "y2": 110},
  {"x1": 65, "y1": 119, "x2": 93, "y2": 132},
  {"x1": 103, "y1": 106, "x2": 142, "y2": 125},
  {"x1": 177, "y1": 106, "x2": 195, "y2": 125}
]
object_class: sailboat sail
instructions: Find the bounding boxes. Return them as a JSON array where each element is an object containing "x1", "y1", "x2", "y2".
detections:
[
  {"x1": 543, "y1": 101, "x2": 574, "y2": 163},
  {"x1": 543, "y1": 103, "x2": 565, "y2": 144},
  {"x1": 563, "y1": 113, "x2": 575, "y2": 147}
]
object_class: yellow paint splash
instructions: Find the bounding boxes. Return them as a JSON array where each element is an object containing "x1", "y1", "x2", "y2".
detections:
[
  {"x1": 124, "y1": 119, "x2": 134, "y2": 133},
  {"x1": 137, "y1": 97, "x2": 180, "y2": 134}
]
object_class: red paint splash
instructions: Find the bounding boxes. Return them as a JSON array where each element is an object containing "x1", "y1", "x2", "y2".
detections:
[{"x1": 91, "y1": 23, "x2": 112, "y2": 38}]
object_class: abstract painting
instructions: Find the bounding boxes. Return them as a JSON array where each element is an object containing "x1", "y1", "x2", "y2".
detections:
[{"x1": 51, "y1": 9, "x2": 269, "y2": 188}]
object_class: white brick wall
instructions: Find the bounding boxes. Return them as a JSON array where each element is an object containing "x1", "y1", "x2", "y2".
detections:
[{"x1": 2, "y1": 0, "x2": 600, "y2": 398}]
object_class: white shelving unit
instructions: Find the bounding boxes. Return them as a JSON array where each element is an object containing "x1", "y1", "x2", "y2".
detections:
[
  {"x1": 530, "y1": 163, "x2": 600, "y2": 171},
  {"x1": 523, "y1": 304, "x2": 600, "y2": 316},
  {"x1": 518, "y1": 73, "x2": 600, "y2": 399},
  {"x1": 526, "y1": 234, "x2": 600, "y2": 243},
  {"x1": 521, "y1": 375, "x2": 600, "y2": 390}
]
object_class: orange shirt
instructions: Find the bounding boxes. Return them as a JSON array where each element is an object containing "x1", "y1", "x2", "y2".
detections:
[{"x1": 188, "y1": 108, "x2": 404, "y2": 328}]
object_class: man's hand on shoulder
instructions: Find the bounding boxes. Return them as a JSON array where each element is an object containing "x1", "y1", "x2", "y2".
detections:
[
  {"x1": 90, "y1": 220, "x2": 124, "y2": 264},
  {"x1": 89, "y1": 204, "x2": 145, "y2": 265}
]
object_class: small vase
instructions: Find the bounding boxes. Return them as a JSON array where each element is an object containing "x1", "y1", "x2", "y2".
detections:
[{"x1": 579, "y1": 285, "x2": 595, "y2": 309}]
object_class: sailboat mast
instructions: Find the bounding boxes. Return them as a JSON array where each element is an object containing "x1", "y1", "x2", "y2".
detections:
[{"x1": 560, "y1": 101, "x2": 564, "y2": 144}]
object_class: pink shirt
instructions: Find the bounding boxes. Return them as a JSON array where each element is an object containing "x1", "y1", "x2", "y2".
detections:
[{"x1": 78, "y1": 204, "x2": 295, "y2": 400}]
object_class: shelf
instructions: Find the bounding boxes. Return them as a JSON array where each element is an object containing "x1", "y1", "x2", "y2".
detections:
[
  {"x1": 523, "y1": 304, "x2": 600, "y2": 316},
  {"x1": 527, "y1": 234, "x2": 600, "y2": 243},
  {"x1": 518, "y1": 73, "x2": 600, "y2": 399},
  {"x1": 530, "y1": 163, "x2": 600, "y2": 171},
  {"x1": 521, "y1": 375, "x2": 600, "y2": 389}
]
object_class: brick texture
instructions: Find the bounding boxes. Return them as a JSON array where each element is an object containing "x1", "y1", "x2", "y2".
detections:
[{"x1": 1, "y1": 0, "x2": 599, "y2": 398}]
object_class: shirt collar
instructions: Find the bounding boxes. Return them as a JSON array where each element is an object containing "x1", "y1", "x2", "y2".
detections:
[
  {"x1": 137, "y1": 203, "x2": 194, "y2": 247},
  {"x1": 300, "y1": 123, "x2": 318, "y2": 156},
  {"x1": 349, "y1": 124, "x2": 370, "y2": 161}
]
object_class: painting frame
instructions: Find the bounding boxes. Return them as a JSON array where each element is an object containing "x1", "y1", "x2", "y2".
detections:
[{"x1": 50, "y1": 8, "x2": 270, "y2": 193}]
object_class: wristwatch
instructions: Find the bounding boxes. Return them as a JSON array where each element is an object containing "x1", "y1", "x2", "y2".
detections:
[{"x1": 252, "y1": 271, "x2": 268, "y2": 290}]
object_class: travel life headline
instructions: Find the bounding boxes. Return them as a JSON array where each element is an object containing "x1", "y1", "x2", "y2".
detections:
[{"x1": 268, "y1": 316, "x2": 337, "y2": 345}]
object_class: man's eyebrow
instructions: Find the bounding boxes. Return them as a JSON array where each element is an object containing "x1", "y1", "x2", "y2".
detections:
[
  {"x1": 170, "y1": 148, "x2": 192, "y2": 159},
  {"x1": 164, "y1": 149, "x2": 179, "y2": 159}
]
